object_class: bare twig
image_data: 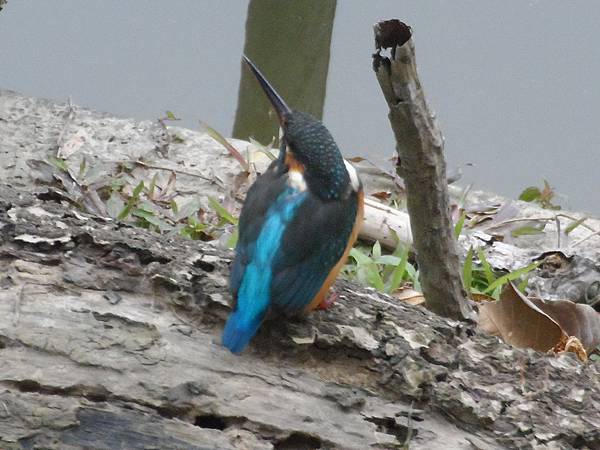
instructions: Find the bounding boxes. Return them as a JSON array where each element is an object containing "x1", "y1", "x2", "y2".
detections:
[
  {"x1": 485, "y1": 213, "x2": 596, "y2": 233},
  {"x1": 131, "y1": 160, "x2": 220, "y2": 185},
  {"x1": 484, "y1": 212, "x2": 599, "y2": 248},
  {"x1": 56, "y1": 97, "x2": 75, "y2": 156},
  {"x1": 372, "y1": 20, "x2": 472, "y2": 320},
  {"x1": 572, "y1": 229, "x2": 600, "y2": 248},
  {"x1": 155, "y1": 111, "x2": 181, "y2": 158}
]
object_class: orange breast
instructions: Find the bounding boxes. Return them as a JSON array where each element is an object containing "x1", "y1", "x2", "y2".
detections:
[{"x1": 305, "y1": 189, "x2": 365, "y2": 312}]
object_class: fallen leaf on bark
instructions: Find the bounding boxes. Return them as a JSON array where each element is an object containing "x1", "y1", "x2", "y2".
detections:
[
  {"x1": 478, "y1": 283, "x2": 562, "y2": 352},
  {"x1": 527, "y1": 296, "x2": 600, "y2": 354},
  {"x1": 391, "y1": 287, "x2": 425, "y2": 305},
  {"x1": 554, "y1": 335, "x2": 587, "y2": 362},
  {"x1": 477, "y1": 282, "x2": 600, "y2": 361},
  {"x1": 371, "y1": 191, "x2": 391, "y2": 201}
]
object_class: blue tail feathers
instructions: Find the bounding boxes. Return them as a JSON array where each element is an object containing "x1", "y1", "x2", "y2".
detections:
[
  {"x1": 222, "y1": 310, "x2": 264, "y2": 354},
  {"x1": 224, "y1": 188, "x2": 308, "y2": 354}
]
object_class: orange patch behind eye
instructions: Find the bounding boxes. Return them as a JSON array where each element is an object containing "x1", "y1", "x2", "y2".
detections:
[{"x1": 285, "y1": 151, "x2": 305, "y2": 173}]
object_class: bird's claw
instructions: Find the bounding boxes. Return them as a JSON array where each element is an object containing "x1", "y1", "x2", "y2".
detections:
[{"x1": 318, "y1": 291, "x2": 338, "y2": 310}]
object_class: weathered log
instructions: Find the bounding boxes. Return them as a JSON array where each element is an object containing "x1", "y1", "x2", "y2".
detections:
[
  {"x1": 372, "y1": 20, "x2": 472, "y2": 321},
  {"x1": 2, "y1": 91, "x2": 600, "y2": 449}
]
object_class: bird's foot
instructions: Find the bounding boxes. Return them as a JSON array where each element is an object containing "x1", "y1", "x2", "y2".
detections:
[{"x1": 317, "y1": 291, "x2": 338, "y2": 310}]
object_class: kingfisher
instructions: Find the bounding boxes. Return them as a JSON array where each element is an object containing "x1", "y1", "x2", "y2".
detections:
[{"x1": 222, "y1": 56, "x2": 364, "y2": 354}]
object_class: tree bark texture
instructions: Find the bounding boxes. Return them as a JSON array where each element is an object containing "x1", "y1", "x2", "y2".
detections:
[
  {"x1": 372, "y1": 20, "x2": 473, "y2": 321},
  {"x1": 1, "y1": 89, "x2": 600, "y2": 449}
]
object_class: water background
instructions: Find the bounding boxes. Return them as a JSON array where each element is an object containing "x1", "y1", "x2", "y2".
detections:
[{"x1": 1, "y1": 1, "x2": 599, "y2": 213}]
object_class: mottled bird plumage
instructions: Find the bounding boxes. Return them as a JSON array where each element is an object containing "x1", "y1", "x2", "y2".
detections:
[{"x1": 222, "y1": 56, "x2": 363, "y2": 354}]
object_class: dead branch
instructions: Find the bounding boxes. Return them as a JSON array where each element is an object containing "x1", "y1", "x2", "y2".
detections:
[{"x1": 372, "y1": 20, "x2": 472, "y2": 320}]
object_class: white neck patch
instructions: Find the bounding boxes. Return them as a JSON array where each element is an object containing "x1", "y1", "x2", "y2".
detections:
[
  {"x1": 288, "y1": 170, "x2": 307, "y2": 192},
  {"x1": 344, "y1": 160, "x2": 361, "y2": 192}
]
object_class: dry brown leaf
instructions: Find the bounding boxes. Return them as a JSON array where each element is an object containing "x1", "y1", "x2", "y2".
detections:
[
  {"x1": 392, "y1": 287, "x2": 425, "y2": 305},
  {"x1": 527, "y1": 297, "x2": 600, "y2": 353},
  {"x1": 555, "y1": 336, "x2": 587, "y2": 362},
  {"x1": 371, "y1": 191, "x2": 391, "y2": 201},
  {"x1": 478, "y1": 283, "x2": 600, "y2": 361},
  {"x1": 348, "y1": 156, "x2": 365, "y2": 163},
  {"x1": 471, "y1": 293, "x2": 495, "y2": 303},
  {"x1": 477, "y1": 283, "x2": 563, "y2": 352}
]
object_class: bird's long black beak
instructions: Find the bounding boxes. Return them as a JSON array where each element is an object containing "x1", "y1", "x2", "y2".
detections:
[{"x1": 242, "y1": 55, "x2": 291, "y2": 126}]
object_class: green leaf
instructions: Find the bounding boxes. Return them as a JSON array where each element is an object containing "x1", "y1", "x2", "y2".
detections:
[
  {"x1": 413, "y1": 269, "x2": 422, "y2": 291},
  {"x1": 484, "y1": 262, "x2": 540, "y2": 294},
  {"x1": 175, "y1": 197, "x2": 201, "y2": 221},
  {"x1": 565, "y1": 217, "x2": 587, "y2": 235},
  {"x1": 170, "y1": 199, "x2": 179, "y2": 215},
  {"x1": 454, "y1": 211, "x2": 467, "y2": 239},
  {"x1": 349, "y1": 248, "x2": 372, "y2": 265},
  {"x1": 106, "y1": 191, "x2": 125, "y2": 219},
  {"x1": 165, "y1": 110, "x2": 178, "y2": 120},
  {"x1": 226, "y1": 228, "x2": 239, "y2": 249},
  {"x1": 109, "y1": 176, "x2": 127, "y2": 192},
  {"x1": 491, "y1": 284, "x2": 503, "y2": 300},
  {"x1": 374, "y1": 255, "x2": 401, "y2": 266},
  {"x1": 47, "y1": 155, "x2": 69, "y2": 172},
  {"x1": 387, "y1": 247, "x2": 409, "y2": 293},
  {"x1": 117, "y1": 200, "x2": 133, "y2": 220},
  {"x1": 147, "y1": 173, "x2": 158, "y2": 198},
  {"x1": 517, "y1": 276, "x2": 529, "y2": 293},
  {"x1": 463, "y1": 246, "x2": 474, "y2": 295},
  {"x1": 365, "y1": 264, "x2": 385, "y2": 291},
  {"x1": 405, "y1": 264, "x2": 421, "y2": 291},
  {"x1": 79, "y1": 157, "x2": 87, "y2": 178},
  {"x1": 477, "y1": 247, "x2": 495, "y2": 285},
  {"x1": 132, "y1": 180, "x2": 145, "y2": 198},
  {"x1": 511, "y1": 225, "x2": 545, "y2": 237},
  {"x1": 131, "y1": 207, "x2": 155, "y2": 221},
  {"x1": 208, "y1": 197, "x2": 237, "y2": 225},
  {"x1": 180, "y1": 217, "x2": 209, "y2": 240},
  {"x1": 117, "y1": 181, "x2": 144, "y2": 220},
  {"x1": 372, "y1": 241, "x2": 382, "y2": 260},
  {"x1": 519, "y1": 186, "x2": 541, "y2": 202},
  {"x1": 132, "y1": 208, "x2": 172, "y2": 231}
]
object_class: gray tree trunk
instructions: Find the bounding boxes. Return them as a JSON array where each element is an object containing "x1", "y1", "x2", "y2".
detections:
[{"x1": 232, "y1": 0, "x2": 336, "y2": 143}]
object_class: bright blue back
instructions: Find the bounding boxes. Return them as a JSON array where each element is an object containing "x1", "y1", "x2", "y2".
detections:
[{"x1": 222, "y1": 187, "x2": 307, "y2": 353}]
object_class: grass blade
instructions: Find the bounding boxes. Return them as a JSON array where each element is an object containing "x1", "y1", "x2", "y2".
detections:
[
  {"x1": 202, "y1": 123, "x2": 250, "y2": 172},
  {"x1": 454, "y1": 211, "x2": 467, "y2": 239},
  {"x1": 477, "y1": 247, "x2": 495, "y2": 285},
  {"x1": 463, "y1": 246, "x2": 474, "y2": 296},
  {"x1": 208, "y1": 197, "x2": 237, "y2": 225}
]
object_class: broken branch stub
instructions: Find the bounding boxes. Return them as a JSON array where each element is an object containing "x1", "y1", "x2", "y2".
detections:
[{"x1": 372, "y1": 20, "x2": 473, "y2": 321}]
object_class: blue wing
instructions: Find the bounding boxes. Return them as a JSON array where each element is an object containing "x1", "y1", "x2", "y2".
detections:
[
  {"x1": 229, "y1": 160, "x2": 287, "y2": 300},
  {"x1": 225, "y1": 165, "x2": 358, "y2": 353},
  {"x1": 225, "y1": 162, "x2": 306, "y2": 353},
  {"x1": 270, "y1": 193, "x2": 358, "y2": 314}
]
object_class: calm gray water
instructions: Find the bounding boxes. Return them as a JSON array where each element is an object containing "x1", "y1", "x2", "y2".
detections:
[{"x1": 2, "y1": 1, "x2": 599, "y2": 213}]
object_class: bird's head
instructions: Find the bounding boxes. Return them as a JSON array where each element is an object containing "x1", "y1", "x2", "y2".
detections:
[{"x1": 243, "y1": 56, "x2": 360, "y2": 201}]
